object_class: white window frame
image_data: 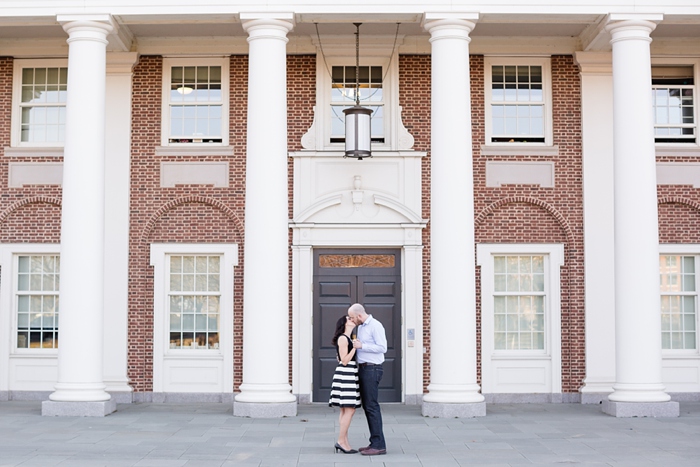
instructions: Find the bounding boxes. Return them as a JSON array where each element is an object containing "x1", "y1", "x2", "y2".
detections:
[
  {"x1": 315, "y1": 44, "x2": 398, "y2": 151},
  {"x1": 0, "y1": 244, "x2": 61, "y2": 393},
  {"x1": 651, "y1": 58, "x2": 700, "y2": 149},
  {"x1": 484, "y1": 56, "x2": 553, "y2": 148},
  {"x1": 477, "y1": 243, "x2": 563, "y2": 394},
  {"x1": 160, "y1": 57, "x2": 230, "y2": 147},
  {"x1": 150, "y1": 243, "x2": 237, "y2": 393},
  {"x1": 11, "y1": 59, "x2": 68, "y2": 148},
  {"x1": 659, "y1": 244, "x2": 700, "y2": 356}
]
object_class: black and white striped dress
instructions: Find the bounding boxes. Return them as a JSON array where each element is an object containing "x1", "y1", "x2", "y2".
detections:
[{"x1": 328, "y1": 334, "x2": 361, "y2": 408}]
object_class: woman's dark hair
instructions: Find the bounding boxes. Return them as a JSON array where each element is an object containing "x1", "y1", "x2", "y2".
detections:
[{"x1": 331, "y1": 315, "x2": 349, "y2": 346}]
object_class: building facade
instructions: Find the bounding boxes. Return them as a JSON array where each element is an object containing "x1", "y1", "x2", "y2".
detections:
[{"x1": 0, "y1": 1, "x2": 699, "y2": 417}]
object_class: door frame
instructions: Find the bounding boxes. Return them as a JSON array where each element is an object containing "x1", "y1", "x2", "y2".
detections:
[
  {"x1": 312, "y1": 248, "x2": 402, "y2": 403},
  {"x1": 290, "y1": 225, "x2": 425, "y2": 404}
]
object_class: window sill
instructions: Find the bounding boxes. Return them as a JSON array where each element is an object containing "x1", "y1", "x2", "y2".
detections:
[
  {"x1": 155, "y1": 145, "x2": 234, "y2": 157},
  {"x1": 481, "y1": 144, "x2": 559, "y2": 157},
  {"x1": 4, "y1": 147, "x2": 64, "y2": 158},
  {"x1": 656, "y1": 145, "x2": 700, "y2": 157}
]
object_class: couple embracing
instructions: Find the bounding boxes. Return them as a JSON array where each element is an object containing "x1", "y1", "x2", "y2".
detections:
[{"x1": 328, "y1": 303, "x2": 387, "y2": 456}]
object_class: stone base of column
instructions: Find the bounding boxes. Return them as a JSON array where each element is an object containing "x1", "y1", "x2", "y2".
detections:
[
  {"x1": 422, "y1": 401, "x2": 486, "y2": 418},
  {"x1": 42, "y1": 399, "x2": 117, "y2": 417},
  {"x1": 602, "y1": 400, "x2": 679, "y2": 418},
  {"x1": 233, "y1": 401, "x2": 297, "y2": 418}
]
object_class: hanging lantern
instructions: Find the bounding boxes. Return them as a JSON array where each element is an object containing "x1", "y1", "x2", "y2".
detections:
[
  {"x1": 344, "y1": 23, "x2": 372, "y2": 160},
  {"x1": 344, "y1": 105, "x2": 372, "y2": 160}
]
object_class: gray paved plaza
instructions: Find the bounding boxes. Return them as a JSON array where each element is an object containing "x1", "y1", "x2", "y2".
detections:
[{"x1": 1, "y1": 400, "x2": 699, "y2": 466}]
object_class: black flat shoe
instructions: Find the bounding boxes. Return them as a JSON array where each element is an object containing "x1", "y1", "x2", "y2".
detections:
[{"x1": 334, "y1": 442, "x2": 358, "y2": 454}]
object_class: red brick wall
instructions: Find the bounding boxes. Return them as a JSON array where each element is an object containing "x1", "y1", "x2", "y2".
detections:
[
  {"x1": 401, "y1": 54, "x2": 586, "y2": 393},
  {"x1": 474, "y1": 55, "x2": 586, "y2": 393},
  {"x1": 0, "y1": 57, "x2": 62, "y2": 243},
  {"x1": 658, "y1": 154, "x2": 700, "y2": 244},
  {"x1": 127, "y1": 56, "x2": 248, "y2": 392},
  {"x1": 399, "y1": 55, "x2": 433, "y2": 391},
  {"x1": 287, "y1": 55, "x2": 316, "y2": 383}
]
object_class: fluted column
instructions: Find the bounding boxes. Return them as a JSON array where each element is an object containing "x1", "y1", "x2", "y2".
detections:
[
  {"x1": 43, "y1": 15, "x2": 115, "y2": 417},
  {"x1": 603, "y1": 14, "x2": 678, "y2": 417},
  {"x1": 234, "y1": 13, "x2": 296, "y2": 418},
  {"x1": 421, "y1": 13, "x2": 485, "y2": 418}
]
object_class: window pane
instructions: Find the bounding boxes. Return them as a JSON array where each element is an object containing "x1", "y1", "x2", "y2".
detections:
[{"x1": 16, "y1": 255, "x2": 59, "y2": 349}]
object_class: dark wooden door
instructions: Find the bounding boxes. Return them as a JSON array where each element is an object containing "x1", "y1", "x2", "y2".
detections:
[{"x1": 313, "y1": 249, "x2": 402, "y2": 403}]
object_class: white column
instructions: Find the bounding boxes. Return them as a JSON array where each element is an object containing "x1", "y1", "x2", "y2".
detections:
[
  {"x1": 43, "y1": 15, "x2": 115, "y2": 416},
  {"x1": 103, "y1": 52, "x2": 138, "y2": 401},
  {"x1": 603, "y1": 14, "x2": 677, "y2": 417},
  {"x1": 573, "y1": 52, "x2": 617, "y2": 403},
  {"x1": 421, "y1": 13, "x2": 485, "y2": 418},
  {"x1": 234, "y1": 13, "x2": 296, "y2": 418}
]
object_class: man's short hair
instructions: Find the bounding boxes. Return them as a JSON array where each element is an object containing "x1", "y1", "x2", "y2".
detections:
[{"x1": 348, "y1": 303, "x2": 365, "y2": 315}]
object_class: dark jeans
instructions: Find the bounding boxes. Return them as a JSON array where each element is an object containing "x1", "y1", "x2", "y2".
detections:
[{"x1": 358, "y1": 364, "x2": 385, "y2": 449}]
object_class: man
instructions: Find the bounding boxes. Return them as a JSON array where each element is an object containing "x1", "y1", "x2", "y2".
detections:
[{"x1": 348, "y1": 303, "x2": 387, "y2": 456}]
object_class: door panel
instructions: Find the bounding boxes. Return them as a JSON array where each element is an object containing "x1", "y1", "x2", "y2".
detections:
[{"x1": 313, "y1": 249, "x2": 401, "y2": 403}]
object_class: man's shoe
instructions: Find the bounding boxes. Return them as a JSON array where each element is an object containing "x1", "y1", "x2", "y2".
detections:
[
  {"x1": 358, "y1": 446, "x2": 370, "y2": 452},
  {"x1": 360, "y1": 447, "x2": 386, "y2": 456}
]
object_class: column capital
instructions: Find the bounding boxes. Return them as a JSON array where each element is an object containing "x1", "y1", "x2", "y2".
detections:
[
  {"x1": 58, "y1": 14, "x2": 114, "y2": 44},
  {"x1": 241, "y1": 12, "x2": 294, "y2": 41},
  {"x1": 605, "y1": 13, "x2": 662, "y2": 43},
  {"x1": 422, "y1": 12, "x2": 478, "y2": 40}
]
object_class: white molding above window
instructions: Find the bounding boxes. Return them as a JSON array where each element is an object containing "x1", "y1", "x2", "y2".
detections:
[
  {"x1": 484, "y1": 56, "x2": 554, "y2": 148},
  {"x1": 3, "y1": 147, "x2": 64, "y2": 158},
  {"x1": 481, "y1": 144, "x2": 559, "y2": 157},
  {"x1": 160, "y1": 57, "x2": 230, "y2": 147}
]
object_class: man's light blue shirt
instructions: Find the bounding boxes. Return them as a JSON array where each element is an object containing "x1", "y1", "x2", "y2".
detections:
[{"x1": 356, "y1": 315, "x2": 387, "y2": 364}]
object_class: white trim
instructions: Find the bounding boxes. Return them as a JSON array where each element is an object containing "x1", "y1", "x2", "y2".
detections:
[
  {"x1": 11, "y1": 58, "x2": 68, "y2": 149},
  {"x1": 160, "y1": 57, "x2": 230, "y2": 147},
  {"x1": 0, "y1": 244, "x2": 61, "y2": 392},
  {"x1": 483, "y1": 56, "x2": 554, "y2": 148},
  {"x1": 150, "y1": 243, "x2": 238, "y2": 393},
  {"x1": 477, "y1": 243, "x2": 564, "y2": 394}
]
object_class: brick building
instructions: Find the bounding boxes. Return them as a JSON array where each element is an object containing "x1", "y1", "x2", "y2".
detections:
[{"x1": 0, "y1": 2, "x2": 698, "y2": 418}]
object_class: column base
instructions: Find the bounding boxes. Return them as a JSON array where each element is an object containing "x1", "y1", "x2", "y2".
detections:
[
  {"x1": 602, "y1": 400, "x2": 679, "y2": 418},
  {"x1": 233, "y1": 401, "x2": 297, "y2": 418},
  {"x1": 42, "y1": 399, "x2": 117, "y2": 417},
  {"x1": 422, "y1": 401, "x2": 486, "y2": 418}
]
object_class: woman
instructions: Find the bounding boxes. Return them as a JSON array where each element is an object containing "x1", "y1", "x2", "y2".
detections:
[{"x1": 328, "y1": 315, "x2": 361, "y2": 454}]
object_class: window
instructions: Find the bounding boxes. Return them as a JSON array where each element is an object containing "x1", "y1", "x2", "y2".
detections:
[
  {"x1": 150, "y1": 243, "x2": 237, "y2": 393},
  {"x1": 12, "y1": 59, "x2": 68, "y2": 146},
  {"x1": 484, "y1": 57, "x2": 552, "y2": 145},
  {"x1": 162, "y1": 58, "x2": 229, "y2": 146},
  {"x1": 660, "y1": 254, "x2": 697, "y2": 350},
  {"x1": 16, "y1": 255, "x2": 60, "y2": 350},
  {"x1": 493, "y1": 255, "x2": 545, "y2": 350},
  {"x1": 477, "y1": 243, "x2": 563, "y2": 394},
  {"x1": 168, "y1": 255, "x2": 221, "y2": 350},
  {"x1": 652, "y1": 66, "x2": 696, "y2": 144},
  {"x1": 330, "y1": 65, "x2": 384, "y2": 144}
]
